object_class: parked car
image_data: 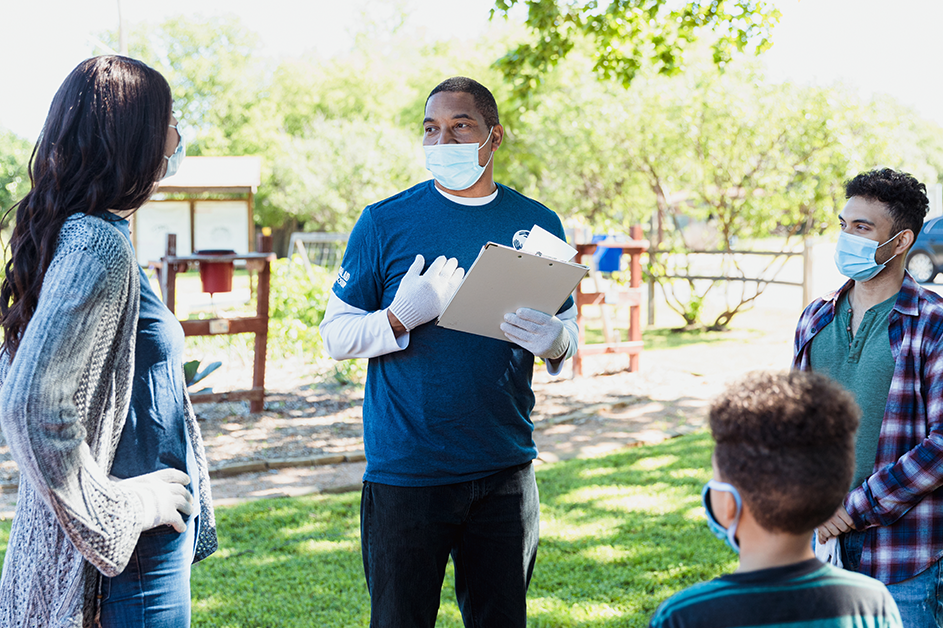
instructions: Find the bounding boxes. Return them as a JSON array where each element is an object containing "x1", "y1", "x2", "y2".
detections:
[{"x1": 907, "y1": 216, "x2": 943, "y2": 283}]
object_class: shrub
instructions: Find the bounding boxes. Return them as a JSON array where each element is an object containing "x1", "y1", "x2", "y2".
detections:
[{"x1": 267, "y1": 256, "x2": 365, "y2": 384}]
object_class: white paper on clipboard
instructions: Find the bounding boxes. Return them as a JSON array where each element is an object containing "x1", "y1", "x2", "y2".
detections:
[{"x1": 436, "y1": 242, "x2": 589, "y2": 342}]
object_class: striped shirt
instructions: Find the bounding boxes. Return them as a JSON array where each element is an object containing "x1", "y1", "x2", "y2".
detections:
[
  {"x1": 650, "y1": 559, "x2": 901, "y2": 627},
  {"x1": 794, "y1": 274, "x2": 943, "y2": 584}
]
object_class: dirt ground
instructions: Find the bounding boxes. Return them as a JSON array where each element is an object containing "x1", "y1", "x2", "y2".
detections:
[
  {"x1": 205, "y1": 304, "x2": 799, "y2": 504},
  {"x1": 0, "y1": 304, "x2": 799, "y2": 513}
]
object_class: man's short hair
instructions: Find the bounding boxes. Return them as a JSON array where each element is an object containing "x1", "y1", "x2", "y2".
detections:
[
  {"x1": 710, "y1": 371, "x2": 859, "y2": 535},
  {"x1": 845, "y1": 168, "x2": 929, "y2": 239},
  {"x1": 426, "y1": 77, "x2": 500, "y2": 128}
]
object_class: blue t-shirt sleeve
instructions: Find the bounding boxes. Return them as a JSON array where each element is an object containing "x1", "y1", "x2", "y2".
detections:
[
  {"x1": 558, "y1": 295, "x2": 575, "y2": 315},
  {"x1": 333, "y1": 207, "x2": 382, "y2": 311}
]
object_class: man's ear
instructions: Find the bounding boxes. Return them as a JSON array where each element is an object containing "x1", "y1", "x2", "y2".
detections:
[
  {"x1": 491, "y1": 124, "x2": 504, "y2": 151},
  {"x1": 893, "y1": 229, "x2": 915, "y2": 255}
]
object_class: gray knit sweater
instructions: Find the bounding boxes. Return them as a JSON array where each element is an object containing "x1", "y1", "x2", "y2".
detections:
[{"x1": 0, "y1": 214, "x2": 217, "y2": 627}]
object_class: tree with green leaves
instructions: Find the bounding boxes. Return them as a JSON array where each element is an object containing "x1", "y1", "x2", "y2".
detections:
[
  {"x1": 492, "y1": 0, "x2": 780, "y2": 94},
  {"x1": 0, "y1": 128, "x2": 32, "y2": 213},
  {"x1": 102, "y1": 16, "x2": 297, "y2": 238},
  {"x1": 650, "y1": 67, "x2": 849, "y2": 329},
  {"x1": 509, "y1": 46, "x2": 943, "y2": 329},
  {"x1": 105, "y1": 14, "x2": 531, "y2": 245},
  {"x1": 107, "y1": 15, "x2": 276, "y2": 157},
  {"x1": 266, "y1": 117, "x2": 426, "y2": 234},
  {"x1": 95, "y1": 12, "x2": 942, "y2": 336}
]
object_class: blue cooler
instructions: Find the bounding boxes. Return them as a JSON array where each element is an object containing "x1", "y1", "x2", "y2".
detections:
[{"x1": 592, "y1": 235, "x2": 623, "y2": 273}]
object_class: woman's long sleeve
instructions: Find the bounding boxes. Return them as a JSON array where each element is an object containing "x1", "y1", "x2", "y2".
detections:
[{"x1": 0, "y1": 248, "x2": 142, "y2": 577}]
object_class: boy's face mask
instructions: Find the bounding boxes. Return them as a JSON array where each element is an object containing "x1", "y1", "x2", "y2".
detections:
[{"x1": 702, "y1": 479, "x2": 742, "y2": 553}]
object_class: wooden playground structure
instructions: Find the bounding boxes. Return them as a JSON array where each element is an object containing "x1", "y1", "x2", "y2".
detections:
[{"x1": 573, "y1": 225, "x2": 649, "y2": 377}]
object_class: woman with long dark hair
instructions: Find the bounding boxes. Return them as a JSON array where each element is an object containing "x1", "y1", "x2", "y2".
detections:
[{"x1": 0, "y1": 56, "x2": 216, "y2": 626}]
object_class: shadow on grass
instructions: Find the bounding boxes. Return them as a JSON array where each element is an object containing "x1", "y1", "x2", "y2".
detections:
[
  {"x1": 191, "y1": 492, "x2": 369, "y2": 628},
  {"x1": 196, "y1": 435, "x2": 732, "y2": 627},
  {"x1": 526, "y1": 432, "x2": 735, "y2": 627},
  {"x1": 0, "y1": 434, "x2": 731, "y2": 628}
]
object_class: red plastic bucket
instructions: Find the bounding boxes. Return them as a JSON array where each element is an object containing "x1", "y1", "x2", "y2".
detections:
[{"x1": 196, "y1": 250, "x2": 236, "y2": 294}]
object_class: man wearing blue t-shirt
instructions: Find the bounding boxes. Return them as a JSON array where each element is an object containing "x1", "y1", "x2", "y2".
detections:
[{"x1": 319, "y1": 77, "x2": 579, "y2": 627}]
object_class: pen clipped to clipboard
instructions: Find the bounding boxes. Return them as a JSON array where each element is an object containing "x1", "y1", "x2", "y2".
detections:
[{"x1": 436, "y1": 226, "x2": 589, "y2": 342}]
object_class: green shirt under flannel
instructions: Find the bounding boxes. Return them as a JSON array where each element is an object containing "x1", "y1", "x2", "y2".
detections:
[{"x1": 810, "y1": 291, "x2": 896, "y2": 490}]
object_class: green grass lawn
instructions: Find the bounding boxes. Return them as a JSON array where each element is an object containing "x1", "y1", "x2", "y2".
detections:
[
  {"x1": 583, "y1": 324, "x2": 764, "y2": 351},
  {"x1": 0, "y1": 432, "x2": 734, "y2": 626}
]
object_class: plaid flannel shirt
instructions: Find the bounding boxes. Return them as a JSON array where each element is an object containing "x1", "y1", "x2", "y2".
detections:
[{"x1": 794, "y1": 273, "x2": 943, "y2": 584}]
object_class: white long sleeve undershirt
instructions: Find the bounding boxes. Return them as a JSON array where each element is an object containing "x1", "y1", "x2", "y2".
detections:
[
  {"x1": 319, "y1": 292, "x2": 408, "y2": 360},
  {"x1": 319, "y1": 183, "x2": 578, "y2": 375},
  {"x1": 318, "y1": 292, "x2": 579, "y2": 376}
]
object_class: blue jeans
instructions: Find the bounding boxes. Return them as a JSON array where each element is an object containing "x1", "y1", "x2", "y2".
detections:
[
  {"x1": 885, "y1": 560, "x2": 943, "y2": 628},
  {"x1": 842, "y1": 531, "x2": 943, "y2": 627},
  {"x1": 361, "y1": 462, "x2": 540, "y2": 628},
  {"x1": 840, "y1": 530, "x2": 866, "y2": 572},
  {"x1": 99, "y1": 514, "x2": 198, "y2": 628}
]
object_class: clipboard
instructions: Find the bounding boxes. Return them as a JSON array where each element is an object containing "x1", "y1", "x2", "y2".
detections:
[{"x1": 436, "y1": 242, "x2": 589, "y2": 341}]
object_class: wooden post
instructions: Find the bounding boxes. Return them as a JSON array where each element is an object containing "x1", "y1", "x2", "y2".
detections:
[
  {"x1": 573, "y1": 246, "x2": 590, "y2": 378},
  {"x1": 247, "y1": 191, "x2": 256, "y2": 253},
  {"x1": 802, "y1": 237, "x2": 814, "y2": 307},
  {"x1": 648, "y1": 212, "x2": 657, "y2": 326},
  {"x1": 572, "y1": 228, "x2": 648, "y2": 377},
  {"x1": 251, "y1": 233, "x2": 273, "y2": 413},
  {"x1": 162, "y1": 234, "x2": 177, "y2": 314},
  {"x1": 159, "y1": 238, "x2": 274, "y2": 411},
  {"x1": 629, "y1": 224, "x2": 643, "y2": 372}
]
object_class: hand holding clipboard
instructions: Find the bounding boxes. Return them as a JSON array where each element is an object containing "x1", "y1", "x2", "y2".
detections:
[{"x1": 436, "y1": 235, "x2": 588, "y2": 342}]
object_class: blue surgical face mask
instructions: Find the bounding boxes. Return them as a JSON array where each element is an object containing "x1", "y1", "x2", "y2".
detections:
[
  {"x1": 423, "y1": 127, "x2": 494, "y2": 191},
  {"x1": 834, "y1": 230, "x2": 902, "y2": 282},
  {"x1": 162, "y1": 124, "x2": 185, "y2": 180},
  {"x1": 702, "y1": 479, "x2": 742, "y2": 553}
]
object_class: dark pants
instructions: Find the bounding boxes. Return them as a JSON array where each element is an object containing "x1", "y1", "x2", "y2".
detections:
[{"x1": 361, "y1": 462, "x2": 539, "y2": 628}]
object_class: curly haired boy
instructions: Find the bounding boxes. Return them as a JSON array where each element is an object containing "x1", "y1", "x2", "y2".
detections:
[{"x1": 650, "y1": 371, "x2": 901, "y2": 628}]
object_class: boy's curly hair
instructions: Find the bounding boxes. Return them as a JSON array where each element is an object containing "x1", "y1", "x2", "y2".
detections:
[{"x1": 710, "y1": 371, "x2": 859, "y2": 534}]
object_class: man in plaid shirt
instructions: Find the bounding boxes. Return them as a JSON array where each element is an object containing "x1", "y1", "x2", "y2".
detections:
[{"x1": 794, "y1": 168, "x2": 943, "y2": 627}]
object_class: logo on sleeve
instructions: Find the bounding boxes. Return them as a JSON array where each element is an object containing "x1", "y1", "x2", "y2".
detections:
[{"x1": 336, "y1": 266, "x2": 350, "y2": 288}]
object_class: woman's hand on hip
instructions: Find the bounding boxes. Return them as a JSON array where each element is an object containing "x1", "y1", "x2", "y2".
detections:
[{"x1": 118, "y1": 469, "x2": 194, "y2": 533}]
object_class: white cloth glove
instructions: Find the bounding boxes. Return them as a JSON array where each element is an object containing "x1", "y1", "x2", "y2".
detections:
[
  {"x1": 501, "y1": 307, "x2": 570, "y2": 360},
  {"x1": 388, "y1": 254, "x2": 465, "y2": 332},
  {"x1": 118, "y1": 468, "x2": 194, "y2": 533}
]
